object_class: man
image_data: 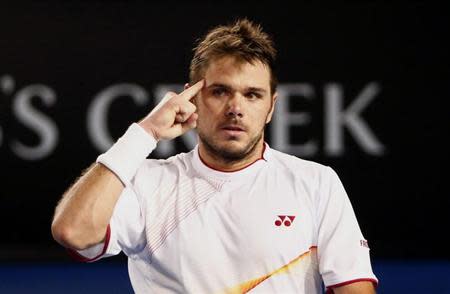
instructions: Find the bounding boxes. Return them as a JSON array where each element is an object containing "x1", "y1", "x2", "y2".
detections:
[{"x1": 52, "y1": 19, "x2": 378, "y2": 293}]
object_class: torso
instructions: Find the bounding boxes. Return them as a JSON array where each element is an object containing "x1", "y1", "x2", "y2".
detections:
[{"x1": 130, "y1": 145, "x2": 324, "y2": 293}]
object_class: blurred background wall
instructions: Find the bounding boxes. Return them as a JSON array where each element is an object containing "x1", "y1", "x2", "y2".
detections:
[{"x1": 1, "y1": 1, "x2": 449, "y2": 293}]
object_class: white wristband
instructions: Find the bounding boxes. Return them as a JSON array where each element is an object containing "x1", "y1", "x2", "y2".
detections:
[{"x1": 96, "y1": 123, "x2": 157, "y2": 187}]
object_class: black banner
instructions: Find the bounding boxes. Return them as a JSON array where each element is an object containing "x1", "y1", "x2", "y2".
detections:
[{"x1": 1, "y1": 2, "x2": 449, "y2": 260}]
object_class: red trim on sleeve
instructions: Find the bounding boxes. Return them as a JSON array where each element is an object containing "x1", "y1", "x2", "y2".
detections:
[
  {"x1": 326, "y1": 278, "x2": 378, "y2": 293},
  {"x1": 66, "y1": 224, "x2": 111, "y2": 262}
]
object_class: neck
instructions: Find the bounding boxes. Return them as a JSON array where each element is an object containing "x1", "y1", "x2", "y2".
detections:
[{"x1": 198, "y1": 139, "x2": 265, "y2": 172}]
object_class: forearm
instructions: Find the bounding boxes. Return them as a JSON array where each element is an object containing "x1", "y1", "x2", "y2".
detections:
[
  {"x1": 51, "y1": 123, "x2": 156, "y2": 250},
  {"x1": 51, "y1": 81, "x2": 203, "y2": 251},
  {"x1": 52, "y1": 163, "x2": 124, "y2": 250},
  {"x1": 331, "y1": 281, "x2": 376, "y2": 294}
]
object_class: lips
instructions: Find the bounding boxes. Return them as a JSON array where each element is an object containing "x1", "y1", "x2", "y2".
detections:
[
  {"x1": 220, "y1": 124, "x2": 246, "y2": 137},
  {"x1": 221, "y1": 125, "x2": 245, "y2": 132}
]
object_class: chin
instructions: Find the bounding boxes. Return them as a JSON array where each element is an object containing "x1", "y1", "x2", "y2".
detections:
[
  {"x1": 200, "y1": 132, "x2": 263, "y2": 162},
  {"x1": 215, "y1": 146, "x2": 250, "y2": 161}
]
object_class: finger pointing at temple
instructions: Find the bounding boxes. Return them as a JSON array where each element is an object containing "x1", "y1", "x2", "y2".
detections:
[{"x1": 137, "y1": 80, "x2": 204, "y2": 141}]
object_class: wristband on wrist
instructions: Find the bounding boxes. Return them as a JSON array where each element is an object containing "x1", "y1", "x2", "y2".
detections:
[{"x1": 96, "y1": 123, "x2": 157, "y2": 187}]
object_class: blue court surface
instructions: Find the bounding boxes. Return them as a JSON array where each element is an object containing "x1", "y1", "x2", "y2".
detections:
[{"x1": 0, "y1": 260, "x2": 449, "y2": 293}]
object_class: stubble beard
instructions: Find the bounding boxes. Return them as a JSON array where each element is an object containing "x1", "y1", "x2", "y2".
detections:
[{"x1": 198, "y1": 126, "x2": 265, "y2": 164}]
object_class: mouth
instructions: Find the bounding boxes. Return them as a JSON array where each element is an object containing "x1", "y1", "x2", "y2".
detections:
[{"x1": 221, "y1": 124, "x2": 246, "y2": 136}]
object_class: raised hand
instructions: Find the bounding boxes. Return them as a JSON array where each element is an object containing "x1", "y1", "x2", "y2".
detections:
[{"x1": 138, "y1": 80, "x2": 204, "y2": 141}]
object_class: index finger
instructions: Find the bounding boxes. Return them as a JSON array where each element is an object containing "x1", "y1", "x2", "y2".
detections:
[{"x1": 179, "y1": 79, "x2": 204, "y2": 100}]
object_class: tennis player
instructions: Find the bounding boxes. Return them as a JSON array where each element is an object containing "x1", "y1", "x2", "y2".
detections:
[{"x1": 52, "y1": 19, "x2": 378, "y2": 293}]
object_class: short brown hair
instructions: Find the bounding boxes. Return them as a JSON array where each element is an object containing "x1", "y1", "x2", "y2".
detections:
[{"x1": 189, "y1": 18, "x2": 277, "y2": 94}]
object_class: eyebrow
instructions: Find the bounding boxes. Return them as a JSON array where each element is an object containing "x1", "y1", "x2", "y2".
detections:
[{"x1": 207, "y1": 83, "x2": 267, "y2": 94}]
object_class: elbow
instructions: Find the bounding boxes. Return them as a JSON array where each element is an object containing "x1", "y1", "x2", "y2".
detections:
[{"x1": 51, "y1": 220, "x2": 92, "y2": 251}]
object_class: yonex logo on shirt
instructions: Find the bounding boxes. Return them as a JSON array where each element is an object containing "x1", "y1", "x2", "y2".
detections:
[{"x1": 274, "y1": 215, "x2": 296, "y2": 227}]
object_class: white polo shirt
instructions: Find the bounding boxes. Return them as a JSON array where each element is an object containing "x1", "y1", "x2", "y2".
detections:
[{"x1": 73, "y1": 125, "x2": 378, "y2": 293}]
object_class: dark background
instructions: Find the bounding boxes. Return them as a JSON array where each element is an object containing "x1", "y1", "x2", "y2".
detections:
[{"x1": 1, "y1": 0, "x2": 449, "y2": 266}]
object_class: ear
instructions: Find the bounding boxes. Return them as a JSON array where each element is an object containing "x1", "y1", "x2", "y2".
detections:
[{"x1": 265, "y1": 92, "x2": 278, "y2": 124}]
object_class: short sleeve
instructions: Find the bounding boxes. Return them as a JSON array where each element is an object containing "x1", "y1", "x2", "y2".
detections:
[
  {"x1": 316, "y1": 167, "x2": 378, "y2": 290},
  {"x1": 69, "y1": 186, "x2": 146, "y2": 262}
]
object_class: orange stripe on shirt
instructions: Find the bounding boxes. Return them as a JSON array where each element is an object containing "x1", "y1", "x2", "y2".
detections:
[{"x1": 223, "y1": 246, "x2": 317, "y2": 294}]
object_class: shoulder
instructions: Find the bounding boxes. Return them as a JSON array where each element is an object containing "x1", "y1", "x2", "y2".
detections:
[
  {"x1": 267, "y1": 148, "x2": 344, "y2": 199},
  {"x1": 268, "y1": 148, "x2": 332, "y2": 181},
  {"x1": 131, "y1": 150, "x2": 194, "y2": 192},
  {"x1": 138, "y1": 150, "x2": 193, "y2": 176},
  {"x1": 268, "y1": 148, "x2": 345, "y2": 210}
]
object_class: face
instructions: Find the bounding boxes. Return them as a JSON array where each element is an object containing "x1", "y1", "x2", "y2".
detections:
[{"x1": 194, "y1": 56, "x2": 277, "y2": 162}]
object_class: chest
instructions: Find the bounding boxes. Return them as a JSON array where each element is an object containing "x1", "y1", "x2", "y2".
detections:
[
  {"x1": 147, "y1": 176, "x2": 317, "y2": 265},
  {"x1": 192, "y1": 181, "x2": 316, "y2": 260},
  {"x1": 144, "y1": 175, "x2": 319, "y2": 293}
]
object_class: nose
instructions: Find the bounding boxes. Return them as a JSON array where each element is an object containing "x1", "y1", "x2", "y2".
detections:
[{"x1": 226, "y1": 93, "x2": 243, "y2": 118}]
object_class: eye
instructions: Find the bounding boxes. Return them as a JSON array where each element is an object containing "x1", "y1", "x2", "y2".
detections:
[
  {"x1": 245, "y1": 92, "x2": 262, "y2": 100},
  {"x1": 212, "y1": 87, "x2": 229, "y2": 97}
]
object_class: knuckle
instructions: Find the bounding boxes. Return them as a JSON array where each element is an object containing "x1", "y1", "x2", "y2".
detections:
[
  {"x1": 167, "y1": 99, "x2": 178, "y2": 109},
  {"x1": 166, "y1": 91, "x2": 177, "y2": 98}
]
